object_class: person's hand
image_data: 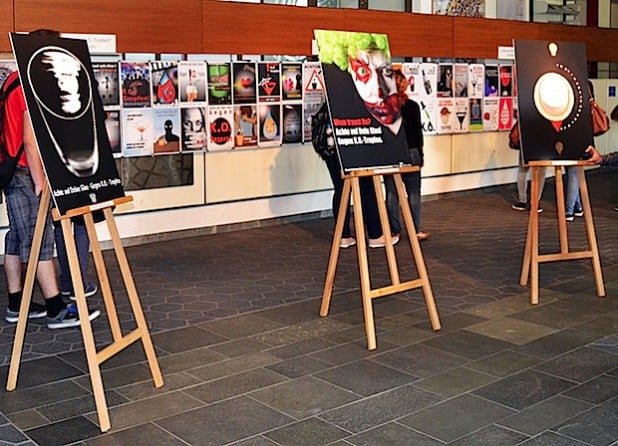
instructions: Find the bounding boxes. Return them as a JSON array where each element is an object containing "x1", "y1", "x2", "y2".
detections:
[
  {"x1": 184, "y1": 131, "x2": 206, "y2": 150},
  {"x1": 585, "y1": 145, "x2": 603, "y2": 164}
]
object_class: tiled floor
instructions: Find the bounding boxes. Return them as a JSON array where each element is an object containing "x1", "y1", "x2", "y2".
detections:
[{"x1": 0, "y1": 170, "x2": 616, "y2": 446}]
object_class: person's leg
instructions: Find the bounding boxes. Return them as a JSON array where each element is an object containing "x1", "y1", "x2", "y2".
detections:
[
  {"x1": 384, "y1": 175, "x2": 401, "y2": 235},
  {"x1": 403, "y1": 171, "x2": 422, "y2": 233},
  {"x1": 513, "y1": 165, "x2": 529, "y2": 210},
  {"x1": 565, "y1": 166, "x2": 580, "y2": 216},
  {"x1": 54, "y1": 222, "x2": 72, "y2": 293},
  {"x1": 359, "y1": 177, "x2": 382, "y2": 240},
  {"x1": 325, "y1": 156, "x2": 352, "y2": 239},
  {"x1": 74, "y1": 223, "x2": 91, "y2": 285}
]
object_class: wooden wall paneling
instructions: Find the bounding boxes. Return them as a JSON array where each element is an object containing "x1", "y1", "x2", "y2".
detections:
[
  {"x1": 202, "y1": 1, "x2": 453, "y2": 58},
  {"x1": 0, "y1": 0, "x2": 14, "y2": 52},
  {"x1": 14, "y1": 0, "x2": 203, "y2": 54}
]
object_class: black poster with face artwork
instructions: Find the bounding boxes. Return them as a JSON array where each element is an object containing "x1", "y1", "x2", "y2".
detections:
[
  {"x1": 314, "y1": 30, "x2": 411, "y2": 172},
  {"x1": 514, "y1": 39, "x2": 593, "y2": 162},
  {"x1": 10, "y1": 33, "x2": 125, "y2": 214}
]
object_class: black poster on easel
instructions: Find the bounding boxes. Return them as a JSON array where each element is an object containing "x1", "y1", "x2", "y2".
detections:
[
  {"x1": 314, "y1": 30, "x2": 411, "y2": 172},
  {"x1": 514, "y1": 39, "x2": 593, "y2": 162},
  {"x1": 10, "y1": 33, "x2": 125, "y2": 214}
]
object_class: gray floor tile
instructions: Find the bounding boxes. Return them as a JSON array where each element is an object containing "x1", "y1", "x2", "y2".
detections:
[
  {"x1": 250, "y1": 376, "x2": 359, "y2": 419},
  {"x1": 398, "y1": 394, "x2": 515, "y2": 443},
  {"x1": 534, "y1": 347, "x2": 618, "y2": 383},
  {"x1": 472, "y1": 370, "x2": 576, "y2": 410},
  {"x1": 0, "y1": 356, "x2": 83, "y2": 389},
  {"x1": 115, "y1": 371, "x2": 202, "y2": 401},
  {"x1": 563, "y1": 374, "x2": 618, "y2": 404},
  {"x1": 319, "y1": 384, "x2": 443, "y2": 434},
  {"x1": 263, "y1": 417, "x2": 348, "y2": 446},
  {"x1": 25, "y1": 416, "x2": 101, "y2": 446},
  {"x1": 151, "y1": 326, "x2": 228, "y2": 354},
  {"x1": 467, "y1": 350, "x2": 542, "y2": 377},
  {"x1": 266, "y1": 355, "x2": 333, "y2": 379},
  {"x1": 497, "y1": 395, "x2": 594, "y2": 436},
  {"x1": 156, "y1": 346, "x2": 226, "y2": 374},
  {"x1": 0, "y1": 380, "x2": 88, "y2": 414},
  {"x1": 315, "y1": 359, "x2": 416, "y2": 396},
  {"x1": 413, "y1": 366, "x2": 497, "y2": 397},
  {"x1": 371, "y1": 343, "x2": 467, "y2": 378},
  {"x1": 422, "y1": 330, "x2": 514, "y2": 360},
  {"x1": 0, "y1": 423, "x2": 31, "y2": 444},
  {"x1": 514, "y1": 329, "x2": 603, "y2": 359},
  {"x1": 157, "y1": 396, "x2": 293, "y2": 446},
  {"x1": 184, "y1": 368, "x2": 287, "y2": 404},
  {"x1": 198, "y1": 313, "x2": 284, "y2": 339},
  {"x1": 553, "y1": 397, "x2": 618, "y2": 446},
  {"x1": 448, "y1": 424, "x2": 529, "y2": 446},
  {"x1": 518, "y1": 431, "x2": 591, "y2": 446},
  {"x1": 346, "y1": 421, "x2": 443, "y2": 446},
  {"x1": 83, "y1": 422, "x2": 188, "y2": 445},
  {"x1": 36, "y1": 390, "x2": 128, "y2": 422},
  {"x1": 209, "y1": 338, "x2": 271, "y2": 358}
]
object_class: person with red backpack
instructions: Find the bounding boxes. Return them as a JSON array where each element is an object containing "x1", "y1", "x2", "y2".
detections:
[{"x1": 2, "y1": 29, "x2": 99, "y2": 328}]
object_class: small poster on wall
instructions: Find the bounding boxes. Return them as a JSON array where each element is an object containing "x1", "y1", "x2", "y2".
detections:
[
  {"x1": 104, "y1": 110, "x2": 121, "y2": 156},
  {"x1": 482, "y1": 97, "x2": 499, "y2": 131},
  {"x1": 453, "y1": 98, "x2": 469, "y2": 132},
  {"x1": 437, "y1": 98, "x2": 455, "y2": 133},
  {"x1": 207, "y1": 62, "x2": 232, "y2": 105},
  {"x1": 419, "y1": 99, "x2": 438, "y2": 135},
  {"x1": 151, "y1": 61, "x2": 178, "y2": 106},
  {"x1": 498, "y1": 97, "x2": 513, "y2": 130},
  {"x1": 281, "y1": 63, "x2": 303, "y2": 102},
  {"x1": 258, "y1": 103, "x2": 281, "y2": 147},
  {"x1": 207, "y1": 105, "x2": 234, "y2": 151},
  {"x1": 153, "y1": 108, "x2": 181, "y2": 154},
  {"x1": 10, "y1": 33, "x2": 125, "y2": 214},
  {"x1": 437, "y1": 63, "x2": 453, "y2": 98},
  {"x1": 468, "y1": 63, "x2": 484, "y2": 99},
  {"x1": 257, "y1": 62, "x2": 281, "y2": 103},
  {"x1": 302, "y1": 61, "x2": 325, "y2": 142},
  {"x1": 484, "y1": 64, "x2": 499, "y2": 97},
  {"x1": 283, "y1": 104, "x2": 302, "y2": 144},
  {"x1": 469, "y1": 98, "x2": 483, "y2": 131},
  {"x1": 92, "y1": 62, "x2": 120, "y2": 107},
  {"x1": 180, "y1": 106, "x2": 207, "y2": 151},
  {"x1": 179, "y1": 61, "x2": 207, "y2": 104},
  {"x1": 233, "y1": 62, "x2": 257, "y2": 105},
  {"x1": 122, "y1": 108, "x2": 153, "y2": 156},
  {"x1": 453, "y1": 63, "x2": 468, "y2": 97},
  {"x1": 0, "y1": 60, "x2": 17, "y2": 85},
  {"x1": 233, "y1": 104, "x2": 258, "y2": 148},
  {"x1": 499, "y1": 64, "x2": 513, "y2": 97},
  {"x1": 121, "y1": 61, "x2": 151, "y2": 108}
]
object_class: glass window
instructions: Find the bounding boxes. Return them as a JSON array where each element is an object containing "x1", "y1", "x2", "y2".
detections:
[{"x1": 368, "y1": 0, "x2": 405, "y2": 12}]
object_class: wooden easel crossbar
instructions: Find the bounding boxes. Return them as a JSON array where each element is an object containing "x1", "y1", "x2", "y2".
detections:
[
  {"x1": 320, "y1": 166, "x2": 441, "y2": 350},
  {"x1": 6, "y1": 185, "x2": 163, "y2": 432}
]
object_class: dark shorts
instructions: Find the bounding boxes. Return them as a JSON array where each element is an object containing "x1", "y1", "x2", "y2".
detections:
[{"x1": 4, "y1": 172, "x2": 54, "y2": 262}]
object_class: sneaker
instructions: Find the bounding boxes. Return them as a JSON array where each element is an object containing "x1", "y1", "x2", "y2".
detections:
[
  {"x1": 4, "y1": 302, "x2": 47, "y2": 323},
  {"x1": 416, "y1": 231, "x2": 431, "y2": 241},
  {"x1": 47, "y1": 303, "x2": 101, "y2": 330},
  {"x1": 340, "y1": 237, "x2": 356, "y2": 249},
  {"x1": 565, "y1": 213, "x2": 575, "y2": 222},
  {"x1": 574, "y1": 208, "x2": 584, "y2": 217},
  {"x1": 62, "y1": 283, "x2": 98, "y2": 301},
  {"x1": 537, "y1": 207, "x2": 543, "y2": 214},
  {"x1": 614, "y1": 206, "x2": 618, "y2": 212},
  {"x1": 368, "y1": 235, "x2": 400, "y2": 248},
  {"x1": 511, "y1": 201, "x2": 527, "y2": 211}
]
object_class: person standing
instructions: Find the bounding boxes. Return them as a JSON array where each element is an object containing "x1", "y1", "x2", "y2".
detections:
[
  {"x1": 2, "y1": 29, "x2": 99, "y2": 328},
  {"x1": 384, "y1": 69, "x2": 429, "y2": 240}
]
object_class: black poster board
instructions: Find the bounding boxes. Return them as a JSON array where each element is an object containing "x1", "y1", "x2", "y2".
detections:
[
  {"x1": 514, "y1": 39, "x2": 593, "y2": 162},
  {"x1": 314, "y1": 30, "x2": 411, "y2": 172},
  {"x1": 10, "y1": 33, "x2": 125, "y2": 214}
]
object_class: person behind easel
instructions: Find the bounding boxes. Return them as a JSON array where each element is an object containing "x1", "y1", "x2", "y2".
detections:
[
  {"x1": 384, "y1": 69, "x2": 430, "y2": 241},
  {"x1": 585, "y1": 145, "x2": 618, "y2": 212},
  {"x1": 2, "y1": 29, "x2": 100, "y2": 329},
  {"x1": 311, "y1": 102, "x2": 399, "y2": 249}
]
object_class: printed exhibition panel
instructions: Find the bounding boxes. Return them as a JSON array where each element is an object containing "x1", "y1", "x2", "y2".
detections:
[
  {"x1": 10, "y1": 33, "x2": 125, "y2": 214},
  {"x1": 514, "y1": 39, "x2": 593, "y2": 162},
  {"x1": 314, "y1": 30, "x2": 411, "y2": 172}
]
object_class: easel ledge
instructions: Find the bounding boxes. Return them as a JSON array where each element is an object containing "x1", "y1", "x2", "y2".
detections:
[{"x1": 51, "y1": 195, "x2": 133, "y2": 220}]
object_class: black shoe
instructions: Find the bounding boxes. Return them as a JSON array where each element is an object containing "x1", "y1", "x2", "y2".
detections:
[
  {"x1": 565, "y1": 213, "x2": 575, "y2": 222},
  {"x1": 511, "y1": 201, "x2": 527, "y2": 211},
  {"x1": 5, "y1": 302, "x2": 47, "y2": 323},
  {"x1": 574, "y1": 209, "x2": 584, "y2": 217}
]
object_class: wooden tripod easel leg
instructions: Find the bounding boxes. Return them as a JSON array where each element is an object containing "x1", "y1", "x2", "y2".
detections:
[
  {"x1": 394, "y1": 174, "x2": 441, "y2": 330},
  {"x1": 104, "y1": 208, "x2": 163, "y2": 388},
  {"x1": 577, "y1": 166, "x2": 605, "y2": 297},
  {"x1": 60, "y1": 217, "x2": 111, "y2": 431},
  {"x1": 320, "y1": 178, "x2": 350, "y2": 317},
  {"x1": 529, "y1": 166, "x2": 541, "y2": 304},
  {"x1": 6, "y1": 186, "x2": 51, "y2": 391}
]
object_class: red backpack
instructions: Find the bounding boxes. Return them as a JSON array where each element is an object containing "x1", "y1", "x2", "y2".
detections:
[{"x1": 0, "y1": 74, "x2": 25, "y2": 189}]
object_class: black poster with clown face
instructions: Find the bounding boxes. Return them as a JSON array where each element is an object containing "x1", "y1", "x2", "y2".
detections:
[
  {"x1": 10, "y1": 33, "x2": 125, "y2": 214},
  {"x1": 514, "y1": 40, "x2": 593, "y2": 162},
  {"x1": 314, "y1": 30, "x2": 411, "y2": 172}
]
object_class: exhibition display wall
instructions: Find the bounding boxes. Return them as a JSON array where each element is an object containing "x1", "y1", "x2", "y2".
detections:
[{"x1": 0, "y1": 0, "x2": 615, "y2": 247}]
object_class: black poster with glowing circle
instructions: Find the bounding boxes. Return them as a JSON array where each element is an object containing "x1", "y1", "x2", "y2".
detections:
[
  {"x1": 10, "y1": 33, "x2": 125, "y2": 214},
  {"x1": 514, "y1": 40, "x2": 593, "y2": 162}
]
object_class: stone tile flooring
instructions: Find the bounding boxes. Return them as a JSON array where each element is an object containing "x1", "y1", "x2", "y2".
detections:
[{"x1": 0, "y1": 170, "x2": 616, "y2": 445}]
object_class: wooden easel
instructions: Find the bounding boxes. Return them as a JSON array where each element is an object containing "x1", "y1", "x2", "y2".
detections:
[
  {"x1": 6, "y1": 185, "x2": 163, "y2": 432},
  {"x1": 320, "y1": 167, "x2": 441, "y2": 350},
  {"x1": 520, "y1": 160, "x2": 605, "y2": 304}
]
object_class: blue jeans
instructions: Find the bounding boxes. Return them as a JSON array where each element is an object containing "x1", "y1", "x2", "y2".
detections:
[
  {"x1": 565, "y1": 166, "x2": 582, "y2": 214},
  {"x1": 384, "y1": 171, "x2": 421, "y2": 235},
  {"x1": 54, "y1": 222, "x2": 91, "y2": 292}
]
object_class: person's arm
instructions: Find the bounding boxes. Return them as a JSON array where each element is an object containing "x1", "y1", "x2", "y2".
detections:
[{"x1": 22, "y1": 111, "x2": 46, "y2": 196}]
